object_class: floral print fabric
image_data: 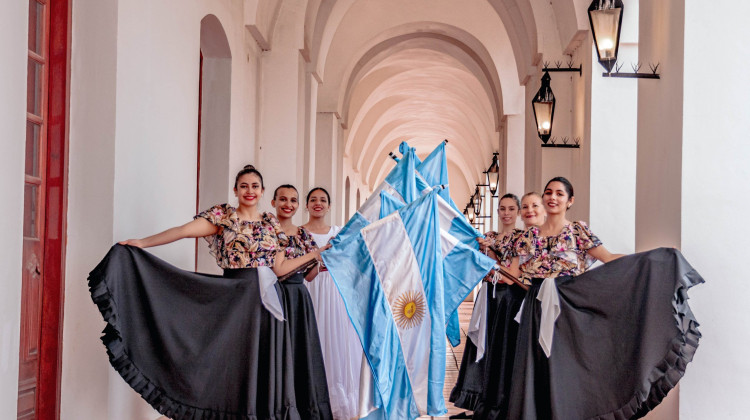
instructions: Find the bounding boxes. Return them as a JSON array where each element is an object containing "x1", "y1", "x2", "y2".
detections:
[
  {"x1": 195, "y1": 204, "x2": 288, "y2": 269},
  {"x1": 490, "y1": 228, "x2": 525, "y2": 268},
  {"x1": 280, "y1": 226, "x2": 318, "y2": 260},
  {"x1": 514, "y1": 221, "x2": 602, "y2": 283}
]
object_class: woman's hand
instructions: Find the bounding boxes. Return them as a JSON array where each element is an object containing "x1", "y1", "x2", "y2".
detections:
[
  {"x1": 316, "y1": 244, "x2": 332, "y2": 260},
  {"x1": 476, "y1": 237, "x2": 493, "y2": 253},
  {"x1": 119, "y1": 239, "x2": 145, "y2": 248}
]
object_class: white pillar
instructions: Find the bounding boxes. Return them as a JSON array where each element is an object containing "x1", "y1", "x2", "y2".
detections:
[
  {"x1": 504, "y1": 114, "x2": 525, "y2": 198},
  {"x1": 635, "y1": 0, "x2": 685, "y2": 252},
  {"x1": 256, "y1": 2, "x2": 306, "y2": 217},
  {"x1": 636, "y1": 1, "x2": 685, "y2": 418},
  {"x1": 315, "y1": 112, "x2": 340, "y2": 226},
  {"x1": 588, "y1": 1, "x2": 639, "y2": 254},
  {"x1": 679, "y1": 2, "x2": 750, "y2": 419}
]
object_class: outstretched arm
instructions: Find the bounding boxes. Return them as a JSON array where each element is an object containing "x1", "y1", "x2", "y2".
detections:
[
  {"x1": 119, "y1": 218, "x2": 219, "y2": 248},
  {"x1": 587, "y1": 245, "x2": 624, "y2": 263}
]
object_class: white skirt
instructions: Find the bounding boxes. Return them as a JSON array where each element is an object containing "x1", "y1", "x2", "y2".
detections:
[{"x1": 307, "y1": 226, "x2": 363, "y2": 420}]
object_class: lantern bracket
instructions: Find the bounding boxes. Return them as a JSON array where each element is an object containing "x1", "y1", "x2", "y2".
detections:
[
  {"x1": 603, "y1": 61, "x2": 661, "y2": 79},
  {"x1": 542, "y1": 60, "x2": 582, "y2": 76},
  {"x1": 541, "y1": 136, "x2": 582, "y2": 149}
]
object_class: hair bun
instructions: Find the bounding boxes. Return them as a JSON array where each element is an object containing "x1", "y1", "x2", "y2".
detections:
[{"x1": 243, "y1": 164, "x2": 256, "y2": 170}]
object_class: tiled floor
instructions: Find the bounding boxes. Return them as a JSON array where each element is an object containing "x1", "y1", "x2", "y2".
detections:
[{"x1": 419, "y1": 300, "x2": 474, "y2": 420}]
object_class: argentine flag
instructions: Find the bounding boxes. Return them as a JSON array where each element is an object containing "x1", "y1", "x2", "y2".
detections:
[
  {"x1": 323, "y1": 190, "x2": 495, "y2": 419},
  {"x1": 331, "y1": 145, "x2": 425, "y2": 246},
  {"x1": 333, "y1": 141, "x2": 485, "y2": 347}
]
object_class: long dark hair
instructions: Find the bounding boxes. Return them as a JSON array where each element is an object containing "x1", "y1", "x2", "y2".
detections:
[{"x1": 234, "y1": 165, "x2": 264, "y2": 189}]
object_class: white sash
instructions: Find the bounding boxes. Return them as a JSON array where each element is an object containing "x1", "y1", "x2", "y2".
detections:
[{"x1": 257, "y1": 266, "x2": 285, "y2": 321}]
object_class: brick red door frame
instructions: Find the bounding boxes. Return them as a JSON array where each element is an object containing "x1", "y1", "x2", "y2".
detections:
[{"x1": 18, "y1": 0, "x2": 71, "y2": 418}]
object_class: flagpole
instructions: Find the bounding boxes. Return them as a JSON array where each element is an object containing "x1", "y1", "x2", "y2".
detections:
[{"x1": 494, "y1": 266, "x2": 530, "y2": 291}]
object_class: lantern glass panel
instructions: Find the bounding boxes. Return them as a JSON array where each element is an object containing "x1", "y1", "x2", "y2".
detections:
[
  {"x1": 591, "y1": 7, "x2": 621, "y2": 61},
  {"x1": 534, "y1": 101, "x2": 554, "y2": 135}
]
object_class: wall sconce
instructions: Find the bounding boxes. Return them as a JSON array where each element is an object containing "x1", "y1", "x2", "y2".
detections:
[
  {"x1": 532, "y1": 71, "x2": 555, "y2": 144},
  {"x1": 589, "y1": 0, "x2": 660, "y2": 79},
  {"x1": 589, "y1": 0, "x2": 623, "y2": 73},
  {"x1": 485, "y1": 153, "x2": 500, "y2": 196},
  {"x1": 467, "y1": 204, "x2": 476, "y2": 223},
  {"x1": 472, "y1": 187, "x2": 483, "y2": 216}
]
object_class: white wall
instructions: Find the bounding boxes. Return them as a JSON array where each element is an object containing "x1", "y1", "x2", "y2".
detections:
[
  {"x1": 679, "y1": 1, "x2": 750, "y2": 418},
  {"x1": 63, "y1": 0, "x2": 259, "y2": 418},
  {"x1": 0, "y1": 1, "x2": 28, "y2": 417},
  {"x1": 588, "y1": 0, "x2": 638, "y2": 254}
]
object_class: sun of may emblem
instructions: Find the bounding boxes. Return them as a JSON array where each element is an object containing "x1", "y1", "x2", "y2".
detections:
[{"x1": 393, "y1": 290, "x2": 426, "y2": 329}]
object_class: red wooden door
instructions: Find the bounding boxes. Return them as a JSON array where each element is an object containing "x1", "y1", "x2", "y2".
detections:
[{"x1": 18, "y1": 0, "x2": 70, "y2": 418}]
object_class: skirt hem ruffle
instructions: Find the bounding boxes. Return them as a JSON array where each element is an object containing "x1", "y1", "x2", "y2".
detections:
[
  {"x1": 586, "y1": 267, "x2": 703, "y2": 420},
  {"x1": 88, "y1": 253, "x2": 302, "y2": 420}
]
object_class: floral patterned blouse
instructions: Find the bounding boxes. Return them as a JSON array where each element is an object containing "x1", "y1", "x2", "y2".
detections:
[
  {"x1": 280, "y1": 226, "x2": 318, "y2": 260},
  {"x1": 490, "y1": 229, "x2": 525, "y2": 267},
  {"x1": 514, "y1": 221, "x2": 602, "y2": 283},
  {"x1": 195, "y1": 204, "x2": 288, "y2": 269}
]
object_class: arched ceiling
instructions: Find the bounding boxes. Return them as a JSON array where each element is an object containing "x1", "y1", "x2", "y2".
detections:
[{"x1": 250, "y1": 0, "x2": 588, "y2": 207}]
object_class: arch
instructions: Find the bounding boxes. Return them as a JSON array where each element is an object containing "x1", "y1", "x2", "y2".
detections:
[
  {"x1": 356, "y1": 188, "x2": 361, "y2": 209},
  {"x1": 345, "y1": 176, "x2": 351, "y2": 221},
  {"x1": 196, "y1": 14, "x2": 232, "y2": 273}
]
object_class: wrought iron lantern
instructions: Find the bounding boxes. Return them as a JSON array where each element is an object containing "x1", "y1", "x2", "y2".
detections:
[
  {"x1": 532, "y1": 71, "x2": 555, "y2": 144},
  {"x1": 467, "y1": 204, "x2": 476, "y2": 223},
  {"x1": 588, "y1": 0, "x2": 624, "y2": 73},
  {"x1": 472, "y1": 187, "x2": 483, "y2": 216},
  {"x1": 485, "y1": 153, "x2": 500, "y2": 196}
]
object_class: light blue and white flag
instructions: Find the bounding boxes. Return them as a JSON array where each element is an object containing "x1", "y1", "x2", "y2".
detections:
[
  {"x1": 331, "y1": 144, "x2": 421, "y2": 246},
  {"x1": 323, "y1": 190, "x2": 495, "y2": 419},
  {"x1": 417, "y1": 141, "x2": 485, "y2": 346}
]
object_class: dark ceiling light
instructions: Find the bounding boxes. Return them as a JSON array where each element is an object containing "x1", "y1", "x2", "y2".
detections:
[
  {"x1": 485, "y1": 153, "x2": 500, "y2": 196},
  {"x1": 532, "y1": 71, "x2": 555, "y2": 144},
  {"x1": 472, "y1": 187, "x2": 483, "y2": 216}
]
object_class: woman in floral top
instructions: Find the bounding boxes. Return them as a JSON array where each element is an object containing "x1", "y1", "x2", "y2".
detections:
[
  {"x1": 503, "y1": 178, "x2": 703, "y2": 420},
  {"x1": 458, "y1": 193, "x2": 547, "y2": 420},
  {"x1": 90, "y1": 165, "x2": 325, "y2": 420},
  {"x1": 272, "y1": 184, "x2": 333, "y2": 420},
  {"x1": 506, "y1": 177, "x2": 623, "y2": 420}
]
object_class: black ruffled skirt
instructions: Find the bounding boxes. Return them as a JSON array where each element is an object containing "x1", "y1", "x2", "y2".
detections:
[
  {"x1": 88, "y1": 244, "x2": 300, "y2": 420},
  {"x1": 279, "y1": 274, "x2": 333, "y2": 420},
  {"x1": 507, "y1": 247, "x2": 703, "y2": 420},
  {"x1": 472, "y1": 284, "x2": 525, "y2": 420},
  {"x1": 449, "y1": 282, "x2": 524, "y2": 413}
]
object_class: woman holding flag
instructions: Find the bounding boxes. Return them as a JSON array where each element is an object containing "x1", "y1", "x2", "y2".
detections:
[
  {"x1": 272, "y1": 184, "x2": 334, "y2": 420},
  {"x1": 450, "y1": 192, "x2": 545, "y2": 419},
  {"x1": 504, "y1": 177, "x2": 702, "y2": 420},
  {"x1": 302, "y1": 187, "x2": 363, "y2": 420}
]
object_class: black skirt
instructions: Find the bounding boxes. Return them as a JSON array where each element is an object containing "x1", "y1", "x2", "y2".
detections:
[
  {"x1": 88, "y1": 244, "x2": 300, "y2": 420},
  {"x1": 450, "y1": 282, "x2": 524, "y2": 412},
  {"x1": 472, "y1": 284, "x2": 525, "y2": 420},
  {"x1": 279, "y1": 273, "x2": 333, "y2": 420},
  {"x1": 507, "y1": 247, "x2": 703, "y2": 420},
  {"x1": 449, "y1": 283, "x2": 492, "y2": 411}
]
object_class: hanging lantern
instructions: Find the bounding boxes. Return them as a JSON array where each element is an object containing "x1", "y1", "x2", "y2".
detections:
[
  {"x1": 468, "y1": 205, "x2": 476, "y2": 223},
  {"x1": 532, "y1": 71, "x2": 555, "y2": 144},
  {"x1": 472, "y1": 187, "x2": 483, "y2": 216},
  {"x1": 485, "y1": 153, "x2": 500, "y2": 196},
  {"x1": 588, "y1": 0, "x2": 624, "y2": 73}
]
